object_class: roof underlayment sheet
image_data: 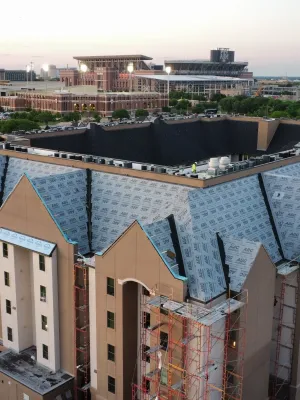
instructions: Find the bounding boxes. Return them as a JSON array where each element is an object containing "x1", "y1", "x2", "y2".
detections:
[
  {"x1": 3, "y1": 158, "x2": 89, "y2": 254},
  {"x1": 3, "y1": 158, "x2": 79, "y2": 201},
  {"x1": 263, "y1": 170, "x2": 300, "y2": 260},
  {"x1": 144, "y1": 219, "x2": 179, "y2": 276},
  {"x1": 0, "y1": 228, "x2": 56, "y2": 256},
  {"x1": 221, "y1": 235, "x2": 261, "y2": 292},
  {"x1": 32, "y1": 171, "x2": 89, "y2": 254}
]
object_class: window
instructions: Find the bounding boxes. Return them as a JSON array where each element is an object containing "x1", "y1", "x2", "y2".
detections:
[
  {"x1": 39, "y1": 255, "x2": 45, "y2": 271},
  {"x1": 143, "y1": 377, "x2": 150, "y2": 393},
  {"x1": 6, "y1": 299, "x2": 11, "y2": 314},
  {"x1": 2, "y1": 243, "x2": 8, "y2": 258},
  {"x1": 41, "y1": 315, "x2": 48, "y2": 331},
  {"x1": 4, "y1": 272, "x2": 9, "y2": 287},
  {"x1": 107, "y1": 277, "x2": 115, "y2": 296},
  {"x1": 160, "y1": 331, "x2": 168, "y2": 351},
  {"x1": 40, "y1": 286, "x2": 46, "y2": 302},
  {"x1": 23, "y1": 394, "x2": 30, "y2": 400},
  {"x1": 42, "y1": 344, "x2": 48, "y2": 360},
  {"x1": 142, "y1": 345, "x2": 150, "y2": 363},
  {"x1": 160, "y1": 367, "x2": 168, "y2": 386},
  {"x1": 143, "y1": 312, "x2": 150, "y2": 329},
  {"x1": 108, "y1": 376, "x2": 115, "y2": 394},
  {"x1": 107, "y1": 311, "x2": 115, "y2": 329},
  {"x1": 160, "y1": 306, "x2": 169, "y2": 316},
  {"x1": 107, "y1": 344, "x2": 115, "y2": 362},
  {"x1": 7, "y1": 327, "x2": 13, "y2": 342},
  {"x1": 229, "y1": 330, "x2": 237, "y2": 349},
  {"x1": 143, "y1": 287, "x2": 150, "y2": 297}
]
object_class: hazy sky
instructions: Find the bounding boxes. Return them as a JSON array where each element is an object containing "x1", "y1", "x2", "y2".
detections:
[{"x1": 1, "y1": 0, "x2": 299, "y2": 76}]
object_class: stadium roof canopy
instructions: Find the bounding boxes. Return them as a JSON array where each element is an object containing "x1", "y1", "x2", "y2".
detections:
[
  {"x1": 166, "y1": 60, "x2": 248, "y2": 65},
  {"x1": 74, "y1": 55, "x2": 152, "y2": 61},
  {"x1": 136, "y1": 74, "x2": 249, "y2": 82}
]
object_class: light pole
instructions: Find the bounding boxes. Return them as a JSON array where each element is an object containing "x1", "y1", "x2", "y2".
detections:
[
  {"x1": 42, "y1": 64, "x2": 49, "y2": 96},
  {"x1": 80, "y1": 64, "x2": 88, "y2": 86},
  {"x1": 165, "y1": 66, "x2": 171, "y2": 108},
  {"x1": 26, "y1": 65, "x2": 31, "y2": 92},
  {"x1": 127, "y1": 63, "x2": 134, "y2": 118}
]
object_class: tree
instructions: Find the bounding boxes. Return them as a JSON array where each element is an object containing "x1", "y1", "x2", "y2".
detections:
[
  {"x1": 0, "y1": 106, "x2": 4, "y2": 113},
  {"x1": 112, "y1": 109, "x2": 130, "y2": 120},
  {"x1": 0, "y1": 119, "x2": 40, "y2": 133},
  {"x1": 93, "y1": 112, "x2": 101, "y2": 123},
  {"x1": 169, "y1": 99, "x2": 178, "y2": 107},
  {"x1": 37, "y1": 111, "x2": 56, "y2": 125},
  {"x1": 192, "y1": 104, "x2": 205, "y2": 114},
  {"x1": 270, "y1": 111, "x2": 289, "y2": 118},
  {"x1": 62, "y1": 112, "x2": 81, "y2": 122},
  {"x1": 210, "y1": 93, "x2": 226, "y2": 102},
  {"x1": 162, "y1": 106, "x2": 171, "y2": 113},
  {"x1": 176, "y1": 99, "x2": 191, "y2": 112},
  {"x1": 135, "y1": 109, "x2": 149, "y2": 118}
]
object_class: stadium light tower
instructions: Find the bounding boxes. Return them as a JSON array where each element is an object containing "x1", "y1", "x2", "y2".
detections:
[
  {"x1": 42, "y1": 64, "x2": 49, "y2": 96},
  {"x1": 166, "y1": 66, "x2": 171, "y2": 108},
  {"x1": 127, "y1": 63, "x2": 134, "y2": 117},
  {"x1": 26, "y1": 65, "x2": 31, "y2": 92},
  {"x1": 80, "y1": 64, "x2": 88, "y2": 86}
]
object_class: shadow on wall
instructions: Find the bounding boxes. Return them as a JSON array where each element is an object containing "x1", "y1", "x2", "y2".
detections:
[{"x1": 30, "y1": 120, "x2": 260, "y2": 166}]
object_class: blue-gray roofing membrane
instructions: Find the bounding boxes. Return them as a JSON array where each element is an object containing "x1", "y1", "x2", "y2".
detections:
[{"x1": 2, "y1": 156, "x2": 298, "y2": 302}]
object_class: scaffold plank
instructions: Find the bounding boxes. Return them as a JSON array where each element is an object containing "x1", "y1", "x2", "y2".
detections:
[
  {"x1": 146, "y1": 368, "x2": 160, "y2": 378},
  {"x1": 145, "y1": 345, "x2": 162, "y2": 355}
]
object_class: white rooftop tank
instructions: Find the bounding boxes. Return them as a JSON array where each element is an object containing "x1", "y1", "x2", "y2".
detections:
[
  {"x1": 208, "y1": 158, "x2": 219, "y2": 168},
  {"x1": 219, "y1": 156, "x2": 230, "y2": 170}
]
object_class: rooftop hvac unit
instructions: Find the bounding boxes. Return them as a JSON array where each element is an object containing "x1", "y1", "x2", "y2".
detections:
[
  {"x1": 262, "y1": 155, "x2": 270, "y2": 163},
  {"x1": 209, "y1": 158, "x2": 219, "y2": 168},
  {"x1": 154, "y1": 167, "x2": 166, "y2": 173},
  {"x1": 141, "y1": 165, "x2": 147, "y2": 171},
  {"x1": 227, "y1": 165, "x2": 234, "y2": 173},
  {"x1": 233, "y1": 164, "x2": 240, "y2": 171},
  {"x1": 219, "y1": 156, "x2": 230, "y2": 170},
  {"x1": 106, "y1": 159, "x2": 114, "y2": 165},
  {"x1": 207, "y1": 167, "x2": 218, "y2": 176},
  {"x1": 248, "y1": 160, "x2": 256, "y2": 168},
  {"x1": 60, "y1": 153, "x2": 67, "y2": 158},
  {"x1": 123, "y1": 162, "x2": 132, "y2": 169},
  {"x1": 54, "y1": 152, "x2": 60, "y2": 157}
]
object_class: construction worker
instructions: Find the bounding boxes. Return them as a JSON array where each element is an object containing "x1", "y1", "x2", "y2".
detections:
[{"x1": 192, "y1": 162, "x2": 197, "y2": 174}]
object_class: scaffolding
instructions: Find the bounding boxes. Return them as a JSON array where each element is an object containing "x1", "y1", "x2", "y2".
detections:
[
  {"x1": 74, "y1": 262, "x2": 91, "y2": 400},
  {"x1": 133, "y1": 289, "x2": 248, "y2": 400},
  {"x1": 271, "y1": 258, "x2": 300, "y2": 399}
]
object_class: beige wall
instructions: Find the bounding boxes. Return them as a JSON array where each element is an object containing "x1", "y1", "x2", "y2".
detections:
[
  {"x1": 0, "y1": 176, "x2": 76, "y2": 375},
  {"x1": 0, "y1": 371, "x2": 73, "y2": 400},
  {"x1": 242, "y1": 246, "x2": 276, "y2": 400},
  {"x1": 257, "y1": 119, "x2": 280, "y2": 150},
  {"x1": 93, "y1": 222, "x2": 186, "y2": 400}
]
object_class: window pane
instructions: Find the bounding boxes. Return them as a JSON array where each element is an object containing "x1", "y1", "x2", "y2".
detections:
[
  {"x1": 39, "y1": 255, "x2": 45, "y2": 271},
  {"x1": 41, "y1": 315, "x2": 48, "y2": 331},
  {"x1": 160, "y1": 331, "x2": 168, "y2": 351},
  {"x1": 4, "y1": 272, "x2": 9, "y2": 287},
  {"x1": 143, "y1": 312, "x2": 150, "y2": 329},
  {"x1": 142, "y1": 345, "x2": 150, "y2": 363},
  {"x1": 2, "y1": 243, "x2": 8, "y2": 258},
  {"x1": 108, "y1": 376, "x2": 115, "y2": 394},
  {"x1": 6, "y1": 299, "x2": 11, "y2": 314},
  {"x1": 40, "y1": 286, "x2": 46, "y2": 301},
  {"x1": 7, "y1": 327, "x2": 13, "y2": 342},
  {"x1": 107, "y1": 344, "x2": 115, "y2": 362},
  {"x1": 107, "y1": 277, "x2": 115, "y2": 296},
  {"x1": 107, "y1": 311, "x2": 115, "y2": 329},
  {"x1": 42, "y1": 344, "x2": 48, "y2": 360}
]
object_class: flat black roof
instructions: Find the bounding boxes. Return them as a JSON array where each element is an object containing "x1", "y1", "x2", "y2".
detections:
[{"x1": 0, "y1": 348, "x2": 73, "y2": 395}]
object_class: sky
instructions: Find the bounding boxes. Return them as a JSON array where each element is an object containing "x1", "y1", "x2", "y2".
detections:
[{"x1": 1, "y1": 0, "x2": 299, "y2": 76}]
